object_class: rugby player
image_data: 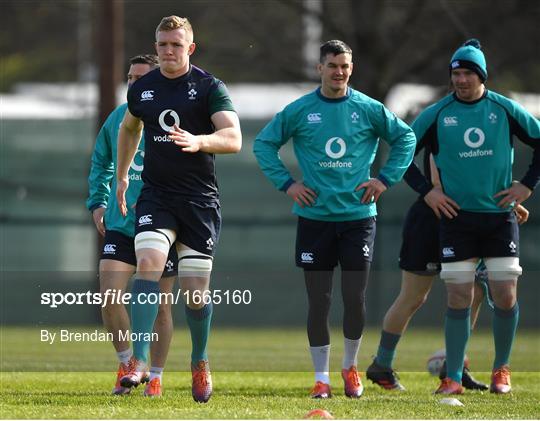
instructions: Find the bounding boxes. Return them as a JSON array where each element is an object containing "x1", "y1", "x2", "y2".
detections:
[
  {"x1": 391, "y1": 39, "x2": 539, "y2": 395},
  {"x1": 254, "y1": 40, "x2": 415, "y2": 398},
  {"x1": 115, "y1": 16, "x2": 241, "y2": 403}
]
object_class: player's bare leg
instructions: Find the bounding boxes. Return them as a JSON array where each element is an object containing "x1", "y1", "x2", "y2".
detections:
[
  {"x1": 367, "y1": 271, "x2": 433, "y2": 390},
  {"x1": 470, "y1": 282, "x2": 484, "y2": 329},
  {"x1": 383, "y1": 272, "x2": 434, "y2": 334},
  {"x1": 100, "y1": 260, "x2": 134, "y2": 353},
  {"x1": 99, "y1": 259, "x2": 135, "y2": 395}
]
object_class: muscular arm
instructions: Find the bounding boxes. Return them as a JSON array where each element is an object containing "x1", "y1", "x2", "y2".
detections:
[
  {"x1": 169, "y1": 110, "x2": 242, "y2": 154},
  {"x1": 204, "y1": 110, "x2": 242, "y2": 153}
]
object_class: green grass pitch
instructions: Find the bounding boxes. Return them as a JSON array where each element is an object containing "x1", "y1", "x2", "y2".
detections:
[{"x1": 1, "y1": 327, "x2": 539, "y2": 419}]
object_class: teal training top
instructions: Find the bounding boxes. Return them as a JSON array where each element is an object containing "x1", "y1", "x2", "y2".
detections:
[
  {"x1": 253, "y1": 87, "x2": 416, "y2": 221},
  {"x1": 86, "y1": 103, "x2": 145, "y2": 237},
  {"x1": 410, "y1": 90, "x2": 540, "y2": 212}
]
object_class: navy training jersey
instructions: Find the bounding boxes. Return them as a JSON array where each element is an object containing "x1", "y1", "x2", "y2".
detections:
[{"x1": 127, "y1": 65, "x2": 235, "y2": 199}]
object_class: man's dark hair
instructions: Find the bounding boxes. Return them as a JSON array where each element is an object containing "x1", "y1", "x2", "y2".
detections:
[
  {"x1": 129, "y1": 54, "x2": 159, "y2": 68},
  {"x1": 320, "y1": 40, "x2": 352, "y2": 63}
]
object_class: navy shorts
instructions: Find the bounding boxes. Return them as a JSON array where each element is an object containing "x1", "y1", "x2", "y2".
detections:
[
  {"x1": 101, "y1": 229, "x2": 178, "y2": 276},
  {"x1": 399, "y1": 199, "x2": 441, "y2": 275},
  {"x1": 135, "y1": 186, "x2": 221, "y2": 257},
  {"x1": 295, "y1": 216, "x2": 376, "y2": 270},
  {"x1": 440, "y1": 210, "x2": 519, "y2": 263}
]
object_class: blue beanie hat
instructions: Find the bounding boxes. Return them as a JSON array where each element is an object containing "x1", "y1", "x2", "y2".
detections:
[{"x1": 449, "y1": 39, "x2": 487, "y2": 82}]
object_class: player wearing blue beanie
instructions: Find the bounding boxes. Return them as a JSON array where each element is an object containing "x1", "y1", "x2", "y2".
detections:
[{"x1": 449, "y1": 39, "x2": 487, "y2": 82}]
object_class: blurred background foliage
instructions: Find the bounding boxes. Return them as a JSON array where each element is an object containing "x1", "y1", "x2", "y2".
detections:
[{"x1": 1, "y1": 0, "x2": 539, "y2": 99}]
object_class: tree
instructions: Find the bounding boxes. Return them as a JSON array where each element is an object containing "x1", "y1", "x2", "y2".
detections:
[
  {"x1": 2, "y1": 0, "x2": 539, "y2": 98},
  {"x1": 271, "y1": 0, "x2": 540, "y2": 100}
]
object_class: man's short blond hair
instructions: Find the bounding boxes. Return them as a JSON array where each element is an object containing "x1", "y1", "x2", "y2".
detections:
[{"x1": 155, "y1": 15, "x2": 193, "y2": 41}]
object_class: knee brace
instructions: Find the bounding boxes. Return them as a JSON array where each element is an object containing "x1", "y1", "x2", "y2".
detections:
[
  {"x1": 135, "y1": 229, "x2": 175, "y2": 256},
  {"x1": 440, "y1": 260, "x2": 477, "y2": 284},
  {"x1": 178, "y1": 247, "x2": 213, "y2": 277},
  {"x1": 484, "y1": 257, "x2": 522, "y2": 281}
]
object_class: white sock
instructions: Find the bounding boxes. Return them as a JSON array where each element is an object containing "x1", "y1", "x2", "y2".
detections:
[
  {"x1": 310, "y1": 345, "x2": 330, "y2": 384},
  {"x1": 116, "y1": 348, "x2": 132, "y2": 365},
  {"x1": 150, "y1": 366, "x2": 163, "y2": 381},
  {"x1": 342, "y1": 337, "x2": 362, "y2": 369}
]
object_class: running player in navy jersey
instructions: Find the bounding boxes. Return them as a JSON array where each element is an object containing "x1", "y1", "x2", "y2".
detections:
[
  {"x1": 87, "y1": 54, "x2": 178, "y2": 397},
  {"x1": 254, "y1": 40, "x2": 416, "y2": 399},
  {"x1": 400, "y1": 39, "x2": 539, "y2": 395},
  {"x1": 115, "y1": 16, "x2": 241, "y2": 403}
]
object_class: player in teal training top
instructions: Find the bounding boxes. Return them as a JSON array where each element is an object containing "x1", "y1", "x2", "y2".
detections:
[
  {"x1": 254, "y1": 40, "x2": 416, "y2": 399},
  {"x1": 86, "y1": 54, "x2": 178, "y2": 397},
  {"x1": 404, "y1": 39, "x2": 539, "y2": 395}
]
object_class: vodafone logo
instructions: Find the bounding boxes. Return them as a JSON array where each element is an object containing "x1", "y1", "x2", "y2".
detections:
[
  {"x1": 319, "y1": 137, "x2": 352, "y2": 168},
  {"x1": 459, "y1": 127, "x2": 493, "y2": 158},
  {"x1": 325, "y1": 137, "x2": 346, "y2": 159},
  {"x1": 158, "y1": 109, "x2": 180, "y2": 132},
  {"x1": 463, "y1": 127, "x2": 485, "y2": 148}
]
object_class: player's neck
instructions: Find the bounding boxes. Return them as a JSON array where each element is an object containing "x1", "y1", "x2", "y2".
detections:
[
  {"x1": 320, "y1": 85, "x2": 348, "y2": 99},
  {"x1": 456, "y1": 85, "x2": 485, "y2": 102},
  {"x1": 160, "y1": 63, "x2": 190, "y2": 79}
]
